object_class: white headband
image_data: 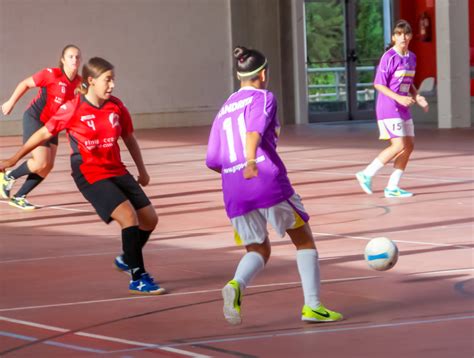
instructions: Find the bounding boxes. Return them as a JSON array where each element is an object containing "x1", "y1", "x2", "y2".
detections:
[{"x1": 237, "y1": 60, "x2": 268, "y2": 78}]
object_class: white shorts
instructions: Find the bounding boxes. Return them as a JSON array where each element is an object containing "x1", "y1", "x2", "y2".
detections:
[
  {"x1": 378, "y1": 118, "x2": 415, "y2": 140},
  {"x1": 230, "y1": 194, "x2": 309, "y2": 246}
]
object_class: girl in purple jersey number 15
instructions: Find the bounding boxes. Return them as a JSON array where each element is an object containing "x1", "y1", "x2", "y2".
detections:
[
  {"x1": 356, "y1": 20, "x2": 429, "y2": 198},
  {"x1": 206, "y1": 46, "x2": 342, "y2": 325}
]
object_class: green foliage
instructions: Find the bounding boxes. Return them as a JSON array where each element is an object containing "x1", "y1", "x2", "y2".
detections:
[{"x1": 305, "y1": 0, "x2": 384, "y2": 101}]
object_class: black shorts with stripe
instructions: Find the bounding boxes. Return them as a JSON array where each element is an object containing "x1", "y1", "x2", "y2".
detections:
[
  {"x1": 23, "y1": 110, "x2": 58, "y2": 147},
  {"x1": 74, "y1": 172, "x2": 151, "y2": 224}
]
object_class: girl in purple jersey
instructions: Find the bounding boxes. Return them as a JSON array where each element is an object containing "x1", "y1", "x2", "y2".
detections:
[
  {"x1": 356, "y1": 20, "x2": 429, "y2": 198},
  {"x1": 206, "y1": 46, "x2": 342, "y2": 325}
]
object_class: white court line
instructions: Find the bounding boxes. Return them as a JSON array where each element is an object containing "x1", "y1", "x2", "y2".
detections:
[
  {"x1": 411, "y1": 268, "x2": 474, "y2": 275},
  {"x1": 294, "y1": 157, "x2": 474, "y2": 171},
  {"x1": 0, "y1": 200, "x2": 93, "y2": 213},
  {"x1": 0, "y1": 247, "x2": 176, "y2": 264},
  {"x1": 0, "y1": 317, "x2": 210, "y2": 358},
  {"x1": 314, "y1": 231, "x2": 472, "y2": 249},
  {"x1": 0, "y1": 276, "x2": 377, "y2": 313},
  {"x1": 106, "y1": 315, "x2": 474, "y2": 355}
]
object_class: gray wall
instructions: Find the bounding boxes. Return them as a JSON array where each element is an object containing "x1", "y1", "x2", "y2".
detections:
[{"x1": 0, "y1": 0, "x2": 234, "y2": 134}]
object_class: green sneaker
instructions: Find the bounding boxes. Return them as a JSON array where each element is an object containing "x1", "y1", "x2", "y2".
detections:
[
  {"x1": 222, "y1": 279, "x2": 242, "y2": 325},
  {"x1": 9, "y1": 196, "x2": 37, "y2": 210},
  {"x1": 356, "y1": 171, "x2": 373, "y2": 194},
  {"x1": 0, "y1": 171, "x2": 15, "y2": 199},
  {"x1": 384, "y1": 187, "x2": 413, "y2": 198},
  {"x1": 301, "y1": 304, "x2": 343, "y2": 323}
]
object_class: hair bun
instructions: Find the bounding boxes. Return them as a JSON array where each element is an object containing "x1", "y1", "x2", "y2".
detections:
[{"x1": 233, "y1": 46, "x2": 250, "y2": 62}]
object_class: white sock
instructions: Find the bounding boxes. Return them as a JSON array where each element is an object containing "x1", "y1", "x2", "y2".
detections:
[
  {"x1": 296, "y1": 249, "x2": 320, "y2": 309},
  {"x1": 387, "y1": 169, "x2": 404, "y2": 189},
  {"x1": 363, "y1": 158, "x2": 384, "y2": 177},
  {"x1": 233, "y1": 251, "x2": 265, "y2": 290}
]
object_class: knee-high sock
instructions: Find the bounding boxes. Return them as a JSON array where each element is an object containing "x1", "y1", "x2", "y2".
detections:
[
  {"x1": 8, "y1": 161, "x2": 32, "y2": 180},
  {"x1": 139, "y1": 229, "x2": 152, "y2": 249},
  {"x1": 233, "y1": 251, "x2": 265, "y2": 290},
  {"x1": 15, "y1": 174, "x2": 44, "y2": 197},
  {"x1": 387, "y1": 169, "x2": 404, "y2": 189},
  {"x1": 296, "y1": 249, "x2": 321, "y2": 309},
  {"x1": 363, "y1": 158, "x2": 384, "y2": 177},
  {"x1": 122, "y1": 226, "x2": 145, "y2": 280}
]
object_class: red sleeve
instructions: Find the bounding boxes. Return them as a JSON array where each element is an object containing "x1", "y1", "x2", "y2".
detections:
[
  {"x1": 32, "y1": 68, "x2": 55, "y2": 87},
  {"x1": 117, "y1": 100, "x2": 134, "y2": 138},
  {"x1": 45, "y1": 96, "x2": 79, "y2": 135}
]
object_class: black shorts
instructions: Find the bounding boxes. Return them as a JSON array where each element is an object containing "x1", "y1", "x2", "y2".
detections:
[
  {"x1": 23, "y1": 111, "x2": 58, "y2": 147},
  {"x1": 75, "y1": 173, "x2": 151, "y2": 224}
]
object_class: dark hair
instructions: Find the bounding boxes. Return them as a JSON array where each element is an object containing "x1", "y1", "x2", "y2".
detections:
[
  {"x1": 385, "y1": 19, "x2": 413, "y2": 50},
  {"x1": 233, "y1": 46, "x2": 267, "y2": 80},
  {"x1": 78, "y1": 57, "x2": 114, "y2": 94},
  {"x1": 59, "y1": 44, "x2": 81, "y2": 69}
]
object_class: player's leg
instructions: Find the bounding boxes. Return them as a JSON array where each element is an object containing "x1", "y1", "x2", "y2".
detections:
[
  {"x1": 111, "y1": 174, "x2": 158, "y2": 272},
  {"x1": 8, "y1": 145, "x2": 52, "y2": 210},
  {"x1": 356, "y1": 118, "x2": 405, "y2": 194},
  {"x1": 286, "y1": 222, "x2": 343, "y2": 323},
  {"x1": 385, "y1": 120, "x2": 415, "y2": 197},
  {"x1": 222, "y1": 211, "x2": 268, "y2": 325},
  {"x1": 271, "y1": 194, "x2": 342, "y2": 323}
]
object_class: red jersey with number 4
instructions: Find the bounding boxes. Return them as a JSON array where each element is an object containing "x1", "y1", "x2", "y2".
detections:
[
  {"x1": 28, "y1": 68, "x2": 81, "y2": 123},
  {"x1": 45, "y1": 95, "x2": 134, "y2": 184}
]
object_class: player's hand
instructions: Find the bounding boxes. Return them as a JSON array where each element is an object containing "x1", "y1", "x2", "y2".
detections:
[
  {"x1": 137, "y1": 171, "x2": 150, "y2": 186},
  {"x1": 1, "y1": 101, "x2": 14, "y2": 115},
  {"x1": 416, "y1": 95, "x2": 429, "y2": 112},
  {"x1": 243, "y1": 162, "x2": 258, "y2": 179},
  {"x1": 0, "y1": 159, "x2": 15, "y2": 172},
  {"x1": 396, "y1": 95, "x2": 415, "y2": 107}
]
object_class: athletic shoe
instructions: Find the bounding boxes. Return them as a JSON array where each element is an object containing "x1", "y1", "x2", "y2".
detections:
[
  {"x1": 384, "y1": 187, "x2": 413, "y2": 198},
  {"x1": 355, "y1": 171, "x2": 373, "y2": 194},
  {"x1": 129, "y1": 273, "x2": 166, "y2": 295},
  {"x1": 222, "y1": 279, "x2": 242, "y2": 325},
  {"x1": 9, "y1": 196, "x2": 36, "y2": 210},
  {"x1": 0, "y1": 171, "x2": 15, "y2": 199},
  {"x1": 301, "y1": 304, "x2": 343, "y2": 323},
  {"x1": 114, "y1": 255, "x2": 131, "y2": 275}
]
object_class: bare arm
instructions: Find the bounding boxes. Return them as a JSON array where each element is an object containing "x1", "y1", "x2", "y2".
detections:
[
  {"x1": 374, "y1": 83, "x2": 415, "y2": 107},
  {"x1": 243, "y1": 131, "x2": 261, "y2": 179},
  {"x1": 411, "y1": 84, "x2": 429, "y2": 112},
  {"x1": 122, "y1": 133, "x2": 150, "y2": 186},
  {"x1": 2, "y1": 77, "x2": 36, "y2": 115},
  {"x1": 0, "y1": 126, "x2": 53, "y2": 171}
]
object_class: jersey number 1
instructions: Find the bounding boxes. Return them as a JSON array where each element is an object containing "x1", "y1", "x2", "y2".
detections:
[{"x1": 223, "y1": 114, "x2": 246, "y2": 163}]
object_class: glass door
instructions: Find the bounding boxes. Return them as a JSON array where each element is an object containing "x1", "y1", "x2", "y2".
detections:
[{"x1": 305, "y1": 0, "x2": 388, "y2": 122}]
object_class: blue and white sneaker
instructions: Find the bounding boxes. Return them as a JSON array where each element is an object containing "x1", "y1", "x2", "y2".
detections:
[
  {"x1": 356, "y1": 171, "x2": 373, "y2": 194},
  {"x1": 129, "y1": 273, "x2": 166, "y2": 295},
  {"x1": 114, "y1": 255, "x2": 131, "y2": 275},
  {"x1": 384, "y1": 187, "x2": 413, "y2": 198}
]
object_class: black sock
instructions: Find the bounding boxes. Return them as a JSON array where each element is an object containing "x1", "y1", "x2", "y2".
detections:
[
  {"x1": 9, "y1": 161, "x2": 32, "y2": 180},
  {"x1": 122, "y1": 226, "x2": 145, "y2": 280},
  {"x1": 139, "y1": 229, "x2": 152, "y2": 249},
  {"x1": 15, "y1": 174, "x2": 44, "y2": 198}
]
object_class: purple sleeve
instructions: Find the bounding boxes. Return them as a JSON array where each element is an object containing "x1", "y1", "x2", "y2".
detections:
[
  {"x1": 206, "y1": 117, "x2": 222, "y2": 170},
  {"x1": 246, "y1": 91, "x2": 276, "y2": 135},
  {"x1": 374, "y1": 53, "x2": 391, "y2": 86}
]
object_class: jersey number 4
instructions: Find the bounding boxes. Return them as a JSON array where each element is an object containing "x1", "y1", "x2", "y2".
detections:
[{"x1": 223, "y1": 114, "x2": 247, "y2": 163}]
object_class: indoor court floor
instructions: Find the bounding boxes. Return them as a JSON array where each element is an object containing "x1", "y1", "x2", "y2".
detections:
[{"x1": 1, "y1": 122, "x2": 473, "y2": 357}]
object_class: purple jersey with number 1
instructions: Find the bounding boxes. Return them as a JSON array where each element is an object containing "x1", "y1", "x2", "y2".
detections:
[
  {"x1": 374, "y1": 48, "x2": 417, "y2": 120},
  {"x1": 206, "y1": 87, "x2": 294, "y2": 219}
]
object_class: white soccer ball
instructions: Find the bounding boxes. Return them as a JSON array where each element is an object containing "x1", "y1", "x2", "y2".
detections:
[{"x1": 364, "y1": 237, "x2": 399, "y2": 271}]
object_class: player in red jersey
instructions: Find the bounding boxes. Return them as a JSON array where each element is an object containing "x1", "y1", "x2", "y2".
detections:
[
  {"x1": 0, "y1": 57, "x2": 165, "y2": 295},
  {"x1": 1, "y1": 45, "x2": 82, "y2": 210}
]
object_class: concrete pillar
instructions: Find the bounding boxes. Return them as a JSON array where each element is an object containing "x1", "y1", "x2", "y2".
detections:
[{"x1": 436, "y1": 0, "x2": 471, "y2": 128}]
